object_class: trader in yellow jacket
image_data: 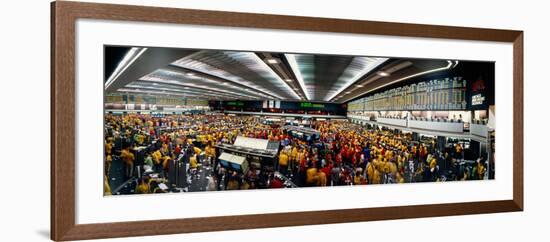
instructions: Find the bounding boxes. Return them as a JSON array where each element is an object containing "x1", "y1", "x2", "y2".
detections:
[
  {"x1": 396, "y1": 172, "x2": 405, "y2": 183},
  {"x1": 477, "y1": 159, "x2": 486, "y2": 180},
  {"x1": 278, "y1": 151, "x2": 289, "y2": 175},
  {"x1": 306, "y1": 167, "x2": 319, "y2": 186},
  {"x1": 367, "y1": 161, "x2": 375, "y2": 184},
  {"x1": 317, "y1": 170, "x2": 327, "y2": 186},
  {"x1": 120, "y1": 147, "x2": 135, "y2": 178},
  {"x1": 105, "y1": 138, "x2": 113, "y2": 156},
  {"x1": 104, "y1": 175, "x2": 112, "y2": 196},
  {"x1": 429, "y1": 157, "x2": 437, "y2": 170},
  {"x1": 151, "y1": 149, "x2": 163, "y2": 173},
  {"x1": 135, "y1": 178, "x2": 150, "y2": 194},
  {"x1": 205, "y1": 144, "x2": 216, "y2": 159},
  {"x1": 152, "y1": 150, "x2": 162, "y2": 165},
  {"x1": 162, "y1": 156, "x2": 171, "y2": 171},
  {"x1": 291, "y1": 146, "x2": 298, "y2": 161},
  {"x1": 105, "y1": 154, "x2": 112, "y2": 177},
  {"x1": 190, "y1": 154, "x2": 198, "y2": 169},
  {"x1": 193, "y1": 146, "x2": 202, "y2": 155},
  {"x1": 372, "y1": 168, "x2": 381, "y2": 184}
]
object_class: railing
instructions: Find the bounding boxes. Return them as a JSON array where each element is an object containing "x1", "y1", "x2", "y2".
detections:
[
  {"x1": 347, "y1": 114, "x2": 370, "y2": 120},
  {"x1": 349, "y1": 115, "x2": 490, "y2": 139},
  {"x1": 408, "y1": 119, "x2": 463, "y2": 133},
  {"x1": 377, "y1": 117, "x2": 408, "y2": 127},
  {"x1": 470, "y1": 123, "x2": 488, "y2": 137},
  {"x1": 349, "y1": 115, "x2": 468, "y2": 133}
]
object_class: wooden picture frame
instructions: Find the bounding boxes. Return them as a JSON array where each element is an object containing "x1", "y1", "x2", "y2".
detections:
[{"x1": 51, "y1": 1, "x2": 523, "y2": 241}]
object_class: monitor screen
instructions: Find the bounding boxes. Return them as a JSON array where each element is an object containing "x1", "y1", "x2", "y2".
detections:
[{"x1": 230, "y1": 162, "x2": 241, "y2": 170}]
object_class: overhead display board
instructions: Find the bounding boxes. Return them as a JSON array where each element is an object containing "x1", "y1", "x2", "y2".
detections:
[
  {"x1": 349, "y1": 76, "x2": 468, "y2": 111},
  {"x1": 347, "y1": 62, "x2": 494, "y2": 112}
]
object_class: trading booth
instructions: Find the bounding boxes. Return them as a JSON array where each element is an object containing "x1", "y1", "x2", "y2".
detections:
[
  {"x1": 219, "y1": 152, "x2": 249, "y2": 174},
  {"x1": 283, "y1": 125, "x2": 321, "y2": 142},
  {"x1": 216, "y1": 136, "x2": 279, "y2": 172}
]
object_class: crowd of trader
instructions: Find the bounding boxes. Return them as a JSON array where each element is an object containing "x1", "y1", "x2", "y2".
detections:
[{"x1": 104, "y1": 113, "x2": 488, "y2": 195}]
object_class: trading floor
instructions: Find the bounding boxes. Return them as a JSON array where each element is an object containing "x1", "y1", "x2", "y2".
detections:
[{"x1": 104, "y1": 113, "x2": 492, "y2": 195}]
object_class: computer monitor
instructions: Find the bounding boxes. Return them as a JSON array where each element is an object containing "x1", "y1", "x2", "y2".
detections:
[{"x1": 230, "y1": 162, "x2": 241, "y2": 171}]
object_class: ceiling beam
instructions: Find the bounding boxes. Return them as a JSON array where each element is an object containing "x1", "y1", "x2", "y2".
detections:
[
  {"x1": 171, "y1": 50, "x2": 292, "y2": 100},
  {"x1": 325, "y1": 57, "x2": 388, "y2": 102},
  {"x1": 123, "y1": 84, "x2": 245, "y2": 100},
  {"x1": 226, "y1": 51, "x2": 302, "y2": 100},
  {"x1": 165, "y1": 65, "x2": 276, "y2": 100},
  {"x1": 135, "y1": 78, "x2": 260, "y2": 100},
  {"x1": 256, "y1": 53, "x2": 306, "y2": 100},
  {"x1": 116, "y1": 88, "x2": 234, "y2": 100},
  {"x1": 284, "y1": 53, "x2": 311, "y2": 100},
  {"x1": 105, "y1": 47, "x2": 197, "y2": 92}
]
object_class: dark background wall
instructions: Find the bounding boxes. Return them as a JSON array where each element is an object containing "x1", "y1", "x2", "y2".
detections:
[{"x1": 210, "y1": 100, "x2": 347, "y2": 115}]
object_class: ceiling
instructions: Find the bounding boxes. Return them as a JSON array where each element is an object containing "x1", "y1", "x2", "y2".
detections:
[{"x1": 105, "y1": 47, "x2": 454, "y2": 103}]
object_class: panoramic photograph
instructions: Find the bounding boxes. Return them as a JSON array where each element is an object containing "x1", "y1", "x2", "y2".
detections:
[{"x1": 103, "y1": 46, "x2": 495, "y2": 196}]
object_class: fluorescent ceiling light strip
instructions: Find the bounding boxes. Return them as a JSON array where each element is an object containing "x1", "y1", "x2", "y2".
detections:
[
  {"x1": 325, "y1": 57, "x2": 388, "y2": 101},
  {"x1": 150, "y1": 70, "x2": 265, "y2": 99},
  {"x1": 224, "y1": 51, "x2": 301, "y2": 99},
  {"x1": 285, "y1": 54, "x2": 310, "y2": 100},
  {"x1": 118, "y1": 88, "x2": 232, "y2": 100},
  {"x1": 171, "y1": 62, "x2": 266, "y2": 96},
  {"x1": 138, "y1": 78, "x2": 259, "y2": 100},
  {"x1": 453, "y1": 60, "x2": 459, "y2": 68},
  {"x1": 125, "y1": 84, "x2": 244, "y2": 99},
  {"x1": 171, "y1": 54, "x2": 282, "y2": 99},
  {"x1": 341, "y1": 60, "x2": 454, "y2": 103},
  {"x1": 244, "y1": 53, "x2": 302, "y2": 100},
  {"x1": 105, "y1": 47, "x2": 148, "y2": 89}
]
